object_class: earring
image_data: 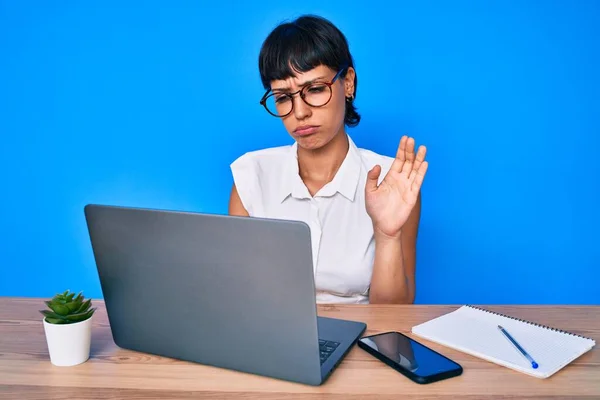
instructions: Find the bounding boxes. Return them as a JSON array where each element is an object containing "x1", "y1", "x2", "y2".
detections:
[{"x1": 346, "y1": 94, "x2": 354, "y2": 102}]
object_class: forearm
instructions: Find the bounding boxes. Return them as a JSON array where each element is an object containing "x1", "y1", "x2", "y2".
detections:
[{"x1": 369, "y1": 232, "x2": 412, "y2": 304}]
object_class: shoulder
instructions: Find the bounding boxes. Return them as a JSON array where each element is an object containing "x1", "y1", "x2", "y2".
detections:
[
  {"x1": 356, "y1": 147, "x2": 395, "y2": 173},
  {"x1": 230, "y1": 144, "x2": 293, "y2": 171},
  {"x1": 229, "y1": 144, "x2": 292, "y2": 216}
]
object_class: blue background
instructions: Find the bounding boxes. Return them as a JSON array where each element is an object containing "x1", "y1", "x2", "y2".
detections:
[{"x1": 1, "y1": 1, "x2": 598, "y2": 304}]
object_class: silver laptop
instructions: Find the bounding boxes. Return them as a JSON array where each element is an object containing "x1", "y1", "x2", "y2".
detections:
[{"x1": 83, "y1": 204, "x2": 366, "y2": 385}]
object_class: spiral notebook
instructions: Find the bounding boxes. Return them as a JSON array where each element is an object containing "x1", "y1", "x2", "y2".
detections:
[{"x1": 411, "y1": 305, "x2": 596, "y2": 378}]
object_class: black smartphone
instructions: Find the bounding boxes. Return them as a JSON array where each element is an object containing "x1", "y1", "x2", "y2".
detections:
[{"x1": 357, "y1": 331, "x2": 462, "y2": 384}]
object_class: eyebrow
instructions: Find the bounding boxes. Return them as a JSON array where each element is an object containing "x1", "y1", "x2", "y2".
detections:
[{"x1": 272, "y1": 76, "x2": 327, "y2": 92}]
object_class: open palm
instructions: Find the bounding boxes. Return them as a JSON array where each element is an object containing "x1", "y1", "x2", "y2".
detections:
[{"x1": 365, "y1": 136, "x2": 428, "y2": 238}]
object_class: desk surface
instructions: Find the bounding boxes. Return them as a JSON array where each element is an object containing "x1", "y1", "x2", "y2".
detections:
[{"x1": 0, "y1": 298, "x2": 598, "y2": 399}]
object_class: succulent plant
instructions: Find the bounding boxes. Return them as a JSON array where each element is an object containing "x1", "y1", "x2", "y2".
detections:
[{"x1": 40, "y1": 290, "x2": 96, "y2": 324}]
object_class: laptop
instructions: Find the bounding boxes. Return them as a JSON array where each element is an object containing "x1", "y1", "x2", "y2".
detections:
[{"x1": 83, "y1": 204, "x2": 366, "y2": 386}]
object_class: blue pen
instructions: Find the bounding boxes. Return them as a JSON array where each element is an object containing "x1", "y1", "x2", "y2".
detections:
[{"x1": 498, "y1": 325, "x2": 539, "y2": 369}]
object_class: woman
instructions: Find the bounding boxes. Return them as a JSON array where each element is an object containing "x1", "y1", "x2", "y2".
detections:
[{"x1": 229, "y1": 15, "x2": 428, "y2": 304}]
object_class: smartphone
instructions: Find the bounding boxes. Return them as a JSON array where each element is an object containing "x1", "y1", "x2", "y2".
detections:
[{"x1": 357, "y1": 331, "x2": 462, "y2": 384}]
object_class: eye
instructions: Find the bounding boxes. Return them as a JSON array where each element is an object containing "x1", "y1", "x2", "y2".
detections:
[
  {"x1": 274, "y1": 95, "x2": 291, "y2": 104},
  {"x1": 307, "y1": 84, "x2": 327, "y2": 93}
]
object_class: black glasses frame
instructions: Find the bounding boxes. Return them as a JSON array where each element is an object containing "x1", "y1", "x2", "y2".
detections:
[{"x1": 259, "y1": 66, "x2": 349, "y2": 117}]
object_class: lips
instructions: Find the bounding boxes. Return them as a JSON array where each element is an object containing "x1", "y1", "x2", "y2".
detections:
[{"x1": 294, "y1": 125, "x2": 319, "y2": 136}]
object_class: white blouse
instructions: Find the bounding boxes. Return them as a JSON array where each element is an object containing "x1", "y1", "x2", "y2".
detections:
[{"x1": 230, "y1": 134, "x2": 394, "y2": 304}]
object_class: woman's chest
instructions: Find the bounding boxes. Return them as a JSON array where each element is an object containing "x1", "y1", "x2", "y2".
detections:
[{"x1": 262, "y1": 195, "x2": 376, "y2": 295}]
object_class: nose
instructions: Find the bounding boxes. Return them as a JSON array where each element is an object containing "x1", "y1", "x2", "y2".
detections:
[{"x1": 292, "y1": 93, "x2": 311, "y2": 120}]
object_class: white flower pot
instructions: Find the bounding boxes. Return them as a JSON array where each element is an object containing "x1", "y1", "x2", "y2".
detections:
[{"x1": 43, "y1": 316, "x2": 93, "y2": 366}]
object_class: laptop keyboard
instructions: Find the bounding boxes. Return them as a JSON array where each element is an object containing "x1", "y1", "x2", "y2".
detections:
[{"x1": 319, "y1": 339, "x2": 340, "y2": 365}]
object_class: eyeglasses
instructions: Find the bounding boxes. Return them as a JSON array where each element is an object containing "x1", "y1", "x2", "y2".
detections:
[{"x1": 259, "y1": 66, "x2": 347, "y2": 117}]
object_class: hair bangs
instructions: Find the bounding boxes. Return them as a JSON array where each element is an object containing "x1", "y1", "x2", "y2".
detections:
[{"x1": 259, "y1": 23, "x2": 342, "y2": 90}]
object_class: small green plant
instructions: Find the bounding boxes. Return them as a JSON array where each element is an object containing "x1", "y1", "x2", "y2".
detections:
[{"x1": 40, "y1": 290, "x2": 96, "y2": 324}]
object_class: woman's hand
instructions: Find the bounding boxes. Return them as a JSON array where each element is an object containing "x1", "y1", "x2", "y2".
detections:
[{"x1": 365, "y1": 136, "x2": 428, "y2": 239}]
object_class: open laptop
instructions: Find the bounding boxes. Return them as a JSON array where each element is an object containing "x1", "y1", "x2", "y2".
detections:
[{"x1": 83, "y1": 204, "x2": 366, "y2": 386}]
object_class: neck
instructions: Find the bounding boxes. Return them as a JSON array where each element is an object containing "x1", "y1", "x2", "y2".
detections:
[{"x1": 297, "y1": 130, "x2": 349, "y2": 183}]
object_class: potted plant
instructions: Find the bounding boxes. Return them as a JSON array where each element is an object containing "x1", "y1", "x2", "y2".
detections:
[{"x1": 40, "y1": 290, "x2": 96, "y2": 366}]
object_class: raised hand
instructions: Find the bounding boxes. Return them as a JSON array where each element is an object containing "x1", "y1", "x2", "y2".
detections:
[{"x1": 365, "y1": 135, "x2": 428, "y2": 239}]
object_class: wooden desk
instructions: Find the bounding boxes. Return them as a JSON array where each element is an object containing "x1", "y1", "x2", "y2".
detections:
[{"x1": 1, "y1": 298, "x2": 598, "y2": 399}]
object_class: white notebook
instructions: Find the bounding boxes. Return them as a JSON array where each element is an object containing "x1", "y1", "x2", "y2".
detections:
[{"x1": 411, "y1": 305, "x2": 596, "y2": 378}]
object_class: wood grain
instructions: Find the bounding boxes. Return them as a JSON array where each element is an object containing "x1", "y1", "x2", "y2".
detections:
[{"x1": 1, "y1": 297, "x2": 598, "y2": 399}]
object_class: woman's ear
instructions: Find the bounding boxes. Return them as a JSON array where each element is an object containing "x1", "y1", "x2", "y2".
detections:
[{"x1": 344, "y1": 67, "x2": 356, "y2": 97}]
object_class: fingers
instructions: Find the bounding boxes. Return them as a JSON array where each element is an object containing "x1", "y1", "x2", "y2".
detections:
[
  {"x1": 411, "y1": 161, "x2": 428, "y2": 192},
  {"x1": 393, "y1": 136, "x2": 420, "y2": 175},
  {"x1": 409, "y1": 145, "x2": 427, "y2": 180},
  {"x1": 400, "y1": 137, "x2": 416, "y2": 175},
  {"x1": 390, "y1": 136, "x2": 407, "y2": 173},
  {"x1": 366, "y1": 164, "x2": 382, "y2": 193},
  {"x1": 394, "y1": 136, "x2": 408, "y2": 162},
  {"x1": 405, "y1": 137, "x2": 416, "y2": 163}
]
